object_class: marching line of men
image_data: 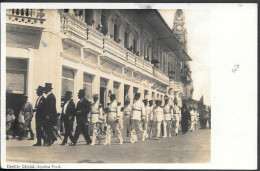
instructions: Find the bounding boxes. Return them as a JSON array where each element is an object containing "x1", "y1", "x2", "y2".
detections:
[{"x1": 32, "y1": 82, "x2": 200, "y2": 147}]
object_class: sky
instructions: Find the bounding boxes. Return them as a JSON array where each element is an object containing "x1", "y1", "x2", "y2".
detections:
[{"x1": 158, "y1": 9, "x2": 211, "y2": 105}]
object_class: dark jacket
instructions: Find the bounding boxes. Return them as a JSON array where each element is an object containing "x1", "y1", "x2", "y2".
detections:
[
  {"x1": 35, "y1": 96, "x2": 46, "y2": 120},
  {"x1": 62, "y1": 99, "x2": 76, "y2": 121},
  {"x1": 181, "y1": 108, "x2": 191, "y2": 122},
  {"x1": 75, "y1": 98, "x2": 91, "y2": 123},
  {"x1": 45, "y1": 92, "x2": 57, "y2": 126}
]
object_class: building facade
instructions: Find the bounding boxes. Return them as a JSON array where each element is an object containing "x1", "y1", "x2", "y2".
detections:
[{"x1": 6, "y1": 9, "x2": 192, "y2": 117}]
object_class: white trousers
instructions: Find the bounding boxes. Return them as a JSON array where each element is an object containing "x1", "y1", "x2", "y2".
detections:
[
  {"x1": 163, "y1": 120, "x2": 172, "y2": 137},
  {"x1": 130, "y1": 120, "x2": 144, "y2": 142},
  {"x1": 173, "y1": 114, "x2": 180, "y2": 134},
  {"x1": 91, "y1": 123, "x2": 102, "y2": 145},
  {"x1": 152, "y1": 121, "x2": 162, "y2": 138},
  {"x1": 105, "y1": 122, "x2": 123, "y2": 144}
]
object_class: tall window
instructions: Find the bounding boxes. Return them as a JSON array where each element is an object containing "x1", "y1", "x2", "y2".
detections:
[
  {"x1": 83, "y1": 73, "x2": 92, "y2": 101},
  {"x1": 62, "y1": 68, "x2": 74, "y2": 98},
  {"x1": 114, "y1": 24, "x2": 119, "y2": 42},
  {"x1": 85, "y1": 10, "x2": 94, "y2": 25},
  {"x1": 101, "y1": 13, "x2": 108, "y2": 35},
  {"x1": 124, "y1": 31, "x2": 129, "y2": 48},
  {"x1": 133, "y1": 38, "x2": 137, "y2": 53},
  {"x1": 6, "y1": 58, "x2": 27, "y2": 94}
]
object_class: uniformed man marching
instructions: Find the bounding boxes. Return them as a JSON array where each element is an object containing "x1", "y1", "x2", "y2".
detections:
[
  {"x1": 142, "y1": 99, "x2": 149, "y2": 139},
  {"x1": 123, "y1": 97, "x2": 132, "y2": 137},
  {"x1": 104, "y1": 94, "x2": 123, "y2": 145},
  {"x1": 130, "y1": 93, "x2": 146, "y2": 143},
  {"x1": 89, "y1": 94, "x2": 103, "y2": 145},
  {"x1": 152, "y1": 99, "x2": 163, "y2": 140},
  {"x1": 172, "y1": 102, "x2": 181, "y2": 136},
  {"x1": 162, "y1": 95, "x2": 173, "y2": 138},
  {"x1": 147, "y1": 100, "x2": 154, "y2": 139}
]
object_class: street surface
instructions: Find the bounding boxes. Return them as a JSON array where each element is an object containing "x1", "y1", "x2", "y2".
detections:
[{"x1": 6, "y1": 129, "x2": 210, "y2": 163}]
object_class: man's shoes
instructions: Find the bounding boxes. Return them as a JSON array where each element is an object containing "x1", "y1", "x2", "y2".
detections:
[
  {"x1": 27, "y1": 137, "x2": 34, "y2": 140},
  {"x1": 119, "y1": 141, "x2": 123, "y2": 145},
  {"x1": 69, "y1": 143, "x2": 76, "y2": 146},
  {"x1": 44, "y1": 142, "x2": 52, "y2": 146},
  {"x1": 156, "y1": 137, "x2": 159, "y2": 140},
  {"x1": 176, "y1": 133, "x2": 178, "y2": 136},
  {"x1": 33, "y1": 143, "x2": 41, "y2": 146},
  {"x1": 60, "y1": 143, "x2": 66, "y2": 146}
]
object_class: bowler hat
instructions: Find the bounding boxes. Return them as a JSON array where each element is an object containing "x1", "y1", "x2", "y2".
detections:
[
  {"x1": 64, "y1": 91, "x2": 72, "y2": 98},
  {"x1": 77, "y1": 89, "x2": 85, "y2": 94},
  {"x1": 143, "y1": 99, "x2": 148, "y2": 103},
  {"x1": 44, "y1": 83, "x2": 53, "y2": 90},
  {"x1": 36, "y1": 85, "x2": 44, "y2": 92},
  {"x1": 155, "y1": 99, "x2": 162, "y2": 103}
]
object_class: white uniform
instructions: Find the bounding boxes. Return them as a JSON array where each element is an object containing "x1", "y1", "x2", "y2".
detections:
[
  {"x1": 104, "y1": 100, "x2": 123, "y2": 145},
  {"x1": 130, "y1": 99, "x2": 146, "y2": 143},
  {"x1": 152, "y1": 106, "x2": 163, "y2": 138},
  {"x1": 163, "y1": 104, "x2": 173, "y2": 138},
  {"x1": 194, "y1": 110, "x2": 199, "y2": 130},
  {"x1": 190, "y1": 109, "x2": 195, "y2": 131},
  {"x1": 89, "y1": 101, "x2": 103, "y2": 145},
  {"x1": 146, "y1": 105, "x2": 154, "y2": 138},
  {"x1": 143, "y1": 105, "x2": 150, "y2": 138},
  {"x1": 123, "y1": 104, "x2": 132, "y2": 137},
  {"x1": 173, "y1": 106, "x2": 181, "y2": 135}
]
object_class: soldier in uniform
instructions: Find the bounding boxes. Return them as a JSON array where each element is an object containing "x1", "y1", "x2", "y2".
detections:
[
  {"x1": 152, "y1": 99, "x2": 163, "y2": 140},
  {"x1": 89, "y1": 94, "x2": 103, "y2": 145},
  {"x1": 70, "y1": 89, "x2": 92, "y2": 146},
  {"x1": 60, "y1": 91, "x2": 75, "y2": 145},
  {"x1": 162, "y1": 95, "x2": 173, "y2": 138},
  {"x1": 190, "y1": 106, "x2": 195, "y2": 132},
  {"x1": 33, "y1": 86, "x2": 46, "y2": 146},
  {"x1": 147, "y1": 100, "x2": 154, "y2": 139},
  {"x1": 142, "y1": 99, "x2": 149, "y2": 139},
  {"x1": 104, "y1": 94, "x2": 123, "y2": 145},
  {"x1": 130, "y1": 93, "x2": 146, "y2": 143},
  {"x1": 123, "y1": 97, "x2": 132, "y2": 137},
  {"x1": 172, "y1": 102, "x2": 181, "y2": 136}
]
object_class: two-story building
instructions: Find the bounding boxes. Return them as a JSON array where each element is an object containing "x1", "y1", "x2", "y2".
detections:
[{"x1": 6, "y1": 9, "x2": 192, "y2": 119}]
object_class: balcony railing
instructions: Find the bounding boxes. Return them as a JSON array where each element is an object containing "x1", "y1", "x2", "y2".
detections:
[
  {"x1": 61, "y1": 12, "x2": 87, "y2": 44},
  {"x1": 6, "y1": 9, "x2": 46, "y2": 26},
  {"x1": 153, "y1": 68, "x2": 169, "y2": 83},
  {"x1": 86, "y1": 25, "x2": 104, "y2": 49},
  {"x1": 103, "y1": 37, "x2": 127, "y2": 61}
]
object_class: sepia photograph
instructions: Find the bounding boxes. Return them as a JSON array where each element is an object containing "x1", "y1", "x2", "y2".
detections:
[{"x1": 1, "y1": 2, "x2": 257, "y2": 170}]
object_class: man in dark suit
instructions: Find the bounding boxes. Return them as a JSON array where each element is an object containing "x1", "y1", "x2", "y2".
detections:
[
  {"x1": 60, "y1": 91, "x2": 75, "y2": 145},
  {"x1": 33, "y1": 86, "x2": 46, "y2": 146},
  {"x1": 44, "y1": 83, "x2": 57, "y2": 146},
  {"x1": 181, "y1": 104, "x2": 191, "y2": 134},
  {"x1": 70, "y1": 89, "x2": 92, "y2": 146}
]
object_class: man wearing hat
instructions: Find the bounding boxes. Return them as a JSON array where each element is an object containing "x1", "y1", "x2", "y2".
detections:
[
  {"x1": 60, "y1": 91, "x2": 75, "y2": 145},
  {"x1": 130, "y1": 93, "x2": 146, "y2": 143},
  {"x1": 70, "y1": 89, "x2": 92, "y2": 146},
  {"x1": 172, "y1": 102, "x2": 181, "y2": 136},
  {"x1": 162, "y1": 95, "x2": 173, "y2": 138},
  {"x1": 181, "y1": 104, "x2": 191, "y2": 134},
  {"x1": 104, "y1": 94, "x2": 123, "y2": 145},
  {"x1": 152, "y1": 99, "x2": 164, "y2": 140},
  {"x1": 33, "y1": 86, "x2": 46, "y2": 146},
  {"x1": 89, "y1": 94, "x2": 103, "y2": 145},
  {"x1": 142, "y1": 99, "x2": 150, "y2": 139},
  {"x1": 123, "y1": 96, "x2": 132, "y2": 137},
  {"x1": 44, "y1": 83, "x2": 58, "y2": 146}
]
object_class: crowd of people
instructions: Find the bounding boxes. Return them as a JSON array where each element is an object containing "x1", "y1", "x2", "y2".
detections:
[{"x1": 6, "y1": 83, "x2": 211, "y2": 146}]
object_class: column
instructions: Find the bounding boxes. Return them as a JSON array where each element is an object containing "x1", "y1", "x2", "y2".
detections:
[{"x1": 118, "y1": 82, "x2": 124, "y2": 105}]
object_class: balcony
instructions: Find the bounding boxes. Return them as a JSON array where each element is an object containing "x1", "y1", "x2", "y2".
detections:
[
  {"x1": 103, "y1": 37, "x2": 127, "y2": 62},
  {"x1": 86, "y1": 25, "x2": 104, "y2": 51},
  {"x1": 153, "y1": 68, "x2": 169, "y2": 84},
  {"x1": 60, "y1": 12, "x2": 87, "y2": 46},
  {"x1": 6, "y1": 9, "x2": 46, "y2": 32}
]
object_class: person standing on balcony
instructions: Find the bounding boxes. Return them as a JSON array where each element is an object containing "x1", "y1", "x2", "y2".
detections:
[
  {"x1": 123, "y1": 97, "x2": 132, "y2": 137},
  {"x1": 152, "y1": 99, "x2": 164, "y2": 140},
  {"x1": 33, "y1": 86, "x2": 46, "y2": 146},
  {"x1": 162, "y1": 96, "x2": 173, "y2": 138},
  {"x1": 44, "y1": 83, "x2": 58, "y2": 146},
  {"x1": 130, "y1": 93, "x2": 146, "y2": 143},
  {"x1": 89, "y1": 94, "x2": 103, "y2": 146},
  {"x1": 70, "y1": 89, "x2": 92, "y2": 146},
  {"x1": 104, "y1": 94, "x2": 123, "y2": 145},
  {"x1": 60, "y1": 91, "x2": 75, "y2": 146},
  {"x1": 172, "y1": 102, "x2": 181, "y2": 136}
]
